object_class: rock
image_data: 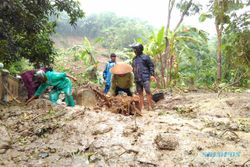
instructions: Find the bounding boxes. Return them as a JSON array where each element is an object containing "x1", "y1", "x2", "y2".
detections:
[
  {"x1": 123, "y1": 125, "x2": 139, "y2": 137},
  {"x1": 74, "y1": 88, "x2": 97, "y2": 107},
  {"x1": 184, "y1": 149, "x2": 194, "y2": 155},
  {"x1": 0, "y1": 125, "x2": 11, "y2": 154},
  {"x1": 28, "y1": 99, "x2": 53, "y2": 110},
  {"x1": 229, "y1": 123, "x2": 239, "y2": 131},
  {"x1": 225, "y1": 100, "x2": 234, "y2": 107},
  {"x1": 39, "y1": 152, "x2": 49, "y2": 158},
  {"x1": 92, "y1": 124, "x2": 112, "y2": 135},
  {"x1": 196, "y1": 146, "x2": 203, "y2": 151},
  {"x1": 154, "y1": 134, "x2": 179, "y2": 150}
]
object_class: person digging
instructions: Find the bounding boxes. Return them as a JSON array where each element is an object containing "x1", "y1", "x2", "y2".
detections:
[
  {"x1": 130, "y1": 43, "x2": 156, "y2": 111},
  {"x1": 110, "y1": 63, "x2": 134, "y2": 96},
  {"x1": 26, "y1": 70, "x2": 77, "y2": 107},
  {"x1": 20, "y1": 67, "x2": 53, "y2": 100}
]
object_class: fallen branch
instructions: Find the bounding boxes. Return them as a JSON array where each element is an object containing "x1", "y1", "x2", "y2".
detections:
[
  {"x1": 137, "y1": 160, "x2": 158, "y2": 167},
  {"x1": 218, "y1": 129, "x2": 240, "y2": 142},
  {"x1": 242, "y1": 159, "x2": 250, "y2": 166},
  {"x1": 217, "y1": 72, "x2": 245, "y2": 98},
  {"x1": 105, "y1": 144, "x2": 139, "y2": 161}
]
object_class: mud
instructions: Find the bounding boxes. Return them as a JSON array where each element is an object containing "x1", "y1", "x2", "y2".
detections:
[{"x1": 0, "y1": 92, "x2": 249, "y2": 167}]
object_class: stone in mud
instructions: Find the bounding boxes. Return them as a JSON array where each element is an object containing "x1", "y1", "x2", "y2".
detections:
[
  {"x1": 28, "y1": 99, "x2": 53, "y2": 110},
  {"x1": 0, "y1": 125, "x2": 11, "y2": 154},
  {"x1": 92, "y1": 124, "x2": 112, "y2": 135},
  {"x1": 154, "y1": 134, "x2": 179, "y2": 150},
  {"x1": 229, "y1": 123, "x2": 239, "y2": 131},
  {"x1": 74, "y1": 88, "x2": 97, "y2": 107},
  {"x1": 39, "y1": 152, "x2": 49, "y2": 158}
]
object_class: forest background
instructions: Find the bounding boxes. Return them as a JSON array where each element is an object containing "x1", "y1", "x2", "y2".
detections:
[{"x1": 0, "y1": 0, "x2": 249, "y2": 91}]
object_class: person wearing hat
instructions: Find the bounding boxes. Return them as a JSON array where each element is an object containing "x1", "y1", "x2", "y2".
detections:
[
  {"x1": 111, "y1": 63, "x2": 134, "y2": 96},
  {"x1": 130, "y1": 43, "x2": 156, "y2": 110},
  {"x1": 26, "y1": 70, "x2": 77, "y2": 107},
  {"x1": 103, "y1": 53, "x2": 117, "y2": 94}
]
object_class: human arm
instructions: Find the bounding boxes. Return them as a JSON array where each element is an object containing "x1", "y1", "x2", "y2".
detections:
[
  {"x1": 146, "y1": 56, "x2": 156, "y2": 81},
  {"x1": 129, "y1": 73, "x2": 134, "y2": 88},
  {"x1": 103, "y1": 63, "x2": 108, "y2": 80},
  {"x1": 111, "y1": 75, "x2": 116, "y2": 95},
  {"x1": 26, "y1": 95, "x2": 38, "y2": 105},
  {"x1": 34, "y1": 83, "x2": 49, "y2": 97},
  {"x1": 146, "y1": 56, "x2": 155, "y2": 77},
  {"x1": 66, "y1": 73, "x2": 77, "y2": 82},
  {"x1": 50, "y1": 71, "x2": 76, "y2": 82},
  {"x1": 25, "y1": 83, "x2": 48, "y2": 105}
]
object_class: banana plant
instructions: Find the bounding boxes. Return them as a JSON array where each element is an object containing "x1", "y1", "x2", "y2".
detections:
[
  {"x1": 140, "y1": 26, "x2": 208, "y2": 88},
  {"x1": 142, "y1": 27, "x2": 167, "y2": 88},
  {"x1": 65, "y1": 37, "x2": 99, "y2": 81}
]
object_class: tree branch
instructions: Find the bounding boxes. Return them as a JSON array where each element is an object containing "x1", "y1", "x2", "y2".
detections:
[
  {"x1": 166, "y1": 0, "x2": 176, "y2": 33},
  {"x1": 174, "y1": 0, "x2": 193, "y2": 32}
]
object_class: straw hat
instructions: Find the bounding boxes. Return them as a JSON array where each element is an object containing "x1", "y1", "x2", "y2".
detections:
[{"x1": 111, "y1": 62, "x2": 133, "y2": 74}]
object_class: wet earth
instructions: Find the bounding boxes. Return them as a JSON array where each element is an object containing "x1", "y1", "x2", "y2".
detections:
[{"x1": 0, "y1": 92, "x2": 249, "y2": 167}]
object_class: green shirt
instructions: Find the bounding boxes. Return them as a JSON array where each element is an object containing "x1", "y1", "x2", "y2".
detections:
[
  {"x1": 34, "y1": 71, "x2": 70, "y2": 96},
  {"x1": 111, "y1": 73, "x2": 133, "y2": 92}
]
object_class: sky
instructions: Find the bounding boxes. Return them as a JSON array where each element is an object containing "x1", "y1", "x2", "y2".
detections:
[
  {"x1": 79, "y1": 0, "x2": 216, "y2": 35},
  {"x1": 79, "y1": 0, "x2": 250, "y2": 35}
]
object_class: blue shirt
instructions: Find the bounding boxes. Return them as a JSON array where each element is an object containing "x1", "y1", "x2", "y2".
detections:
[{"x1": 103, "y1": 61, "x2": 116, "y2": 85}]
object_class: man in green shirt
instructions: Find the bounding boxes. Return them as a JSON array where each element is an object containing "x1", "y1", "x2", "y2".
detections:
[
  {"x1": 111, "y1": 72, "x2": 133, "y2": 96},
  {"x1": 26, "y1": 70, "x2": 77, "y2": 107},
  {"x1": 110, "y1": 63, "x2": 133, "y2": 96}
]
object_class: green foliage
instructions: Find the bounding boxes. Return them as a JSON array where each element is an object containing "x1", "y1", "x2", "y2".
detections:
[
  {"x1": 200, "y1": 0, "x2": 249, "y2": 82},
  {"x1": 8, "y1": 58, "x2": 33, "y2": 75},
  {"x1": 199, "y1": 13, "x2": 213, "y2": 22},
  {"x1": 222, "y1": 12, "x2": 250, "y2": 87},
  {"x1": 0, "y1": 0, "x2": 84, "y2": 68},
  {"x1": 137, "y1": 26, "x2": 215, "y2": 88},
  {"x1": 55, "y1": 12, "x2": 154, "y2": 50},
  {"x1": 176, "y1": 0, "x2": 202, "y2": 16},
  {"x1": 144, "y1": 27, "x2": 166, "y2": 56},
  {"x1": 55, "y1": 37, "x2": 103, "y2": 85},
  {"x1": 173, "y1": 27, "x2": 216, "y2": 87}
]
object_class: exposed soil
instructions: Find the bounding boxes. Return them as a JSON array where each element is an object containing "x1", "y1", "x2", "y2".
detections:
[{"x1": 0, "y1": 92, "x2": 249, "y2": 167}]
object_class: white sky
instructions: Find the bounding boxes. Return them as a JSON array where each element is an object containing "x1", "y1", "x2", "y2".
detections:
[{"x1": 79, "y1": 0, "x2": 250, "y2": 35}]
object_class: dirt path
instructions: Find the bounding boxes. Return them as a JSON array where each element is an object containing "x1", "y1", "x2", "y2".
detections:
[{"x1": 0, "y1": 92, "x2": 249, "y2": 167}]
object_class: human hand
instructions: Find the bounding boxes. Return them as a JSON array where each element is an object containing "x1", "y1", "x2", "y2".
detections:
[
  {"x1": 150, "y1": 76, "x2": 156, "y2": 82},
  {"x1": 25, "y1": 97, "x2": 33, "y2": 105}
]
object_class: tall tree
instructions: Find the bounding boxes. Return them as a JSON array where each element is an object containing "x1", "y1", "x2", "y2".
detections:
[
  {"x1": 223, "y1": 11, "x2": 250, "y2": 86},
  {"x1": 0, "y1": 0, "x2": 84, "y2": 68},
  {"x1": 164, "y1": 0, "x2": 201, "y2": 87},
  {"x1": 200, "y1": 0, "x2": 247, "y2": 81}
]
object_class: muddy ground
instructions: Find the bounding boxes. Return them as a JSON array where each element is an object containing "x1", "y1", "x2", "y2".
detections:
[{"x1": 0, "y1": 92, "x2": 249, "y2": 167}]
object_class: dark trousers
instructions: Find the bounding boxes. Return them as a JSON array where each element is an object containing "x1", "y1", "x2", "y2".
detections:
[
  {"x1": 115, "y1": 87, "x2": 132, "y2": 96},
  {"x1": 104, "y1": 84, "x2": 111, "y2": 94}
]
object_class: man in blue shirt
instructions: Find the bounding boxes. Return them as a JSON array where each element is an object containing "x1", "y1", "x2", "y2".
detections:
[{"x1": 103, "y1": 53, "x2": 117, "y2": 94}]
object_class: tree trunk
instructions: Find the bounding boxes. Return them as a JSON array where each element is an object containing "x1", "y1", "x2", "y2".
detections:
[
  {"x1": 159, "y1": 54, "x2": 165, "y2": 88},
  {"x1": 164, "y1": 0, "x2": 193, "y2": 87},
  {"x1": 174, "y1": 0, "x2": 192, "y2": 32},
  {"x1": 216, "y1": 23, "x2": 223, "y2": 81},
  {"x1": 169, "y1": 55, "x2": 174, "y2": 85},
  {"x1": 163, "y1": 0, "x2": 175, "y2": 88}
]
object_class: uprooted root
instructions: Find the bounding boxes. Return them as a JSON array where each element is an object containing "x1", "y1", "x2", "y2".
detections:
[
  {"x1": 76, "y1": 84, "x2": 141, "y2": 116},
  {"x1": 108, "y1": 95, "x2": 141, "y2": 116}
]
